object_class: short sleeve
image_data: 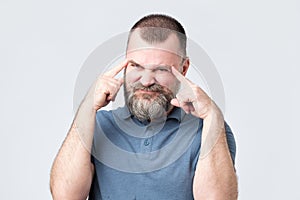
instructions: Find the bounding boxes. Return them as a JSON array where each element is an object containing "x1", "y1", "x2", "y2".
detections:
[{"x1": 224, "y1": 122, "x2": 237, "y2": 165}]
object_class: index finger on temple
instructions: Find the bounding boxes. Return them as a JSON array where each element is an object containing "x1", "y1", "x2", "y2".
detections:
[
  {"x1": 104, "y1": 59, "x2": 129, "y2": 77},
  {"x1": 171, "y1": 66, "x2": 188, "y2": 83}
]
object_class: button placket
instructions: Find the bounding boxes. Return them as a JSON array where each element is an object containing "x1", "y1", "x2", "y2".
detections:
[
  {"x1": 144, "y1": 139, "x2": 150, "y2": 146},
  {"x1": 140, "y1": 126, "x2": 155, "y2": 153}
]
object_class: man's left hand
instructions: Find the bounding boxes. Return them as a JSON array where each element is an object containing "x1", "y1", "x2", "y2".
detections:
[{"x1": 170, "y1": 67, "x2": 219, "y2": 119}]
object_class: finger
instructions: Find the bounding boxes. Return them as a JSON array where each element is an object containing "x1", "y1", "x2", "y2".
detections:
[
  {"x1": 171, "y1": 66, "x2": 189, "y2": 84},
  {"x1": 110, "y1": 85, "x2": 122, "y2": 102},
  {"x1": 104, "y1": 59, "x2": 129, "y2": 77},
  {"x1": 96, "y1": 76, "x2": 123, "y2": 89},
  {"x1": 96, "y1": 76, "x2": 122, "y2": 94},
  {"x1": 184, "y1": 77, "x2": 196, "y2": 86},
  {"x1": 177, "y1": 102, "x2": 192, "y2": 114},
  {"x1": 110, "y1": 81, "x2": 123, "y2": 98},
  {"x1": 117, "y1": 77, "x2": 124, "y2": 85},
  {"x1": 170, "y1": 98, "x2": 180, "y2": 107},
  {"x1": 171, "y1": 98, "x2": 189, "y2": 113}
]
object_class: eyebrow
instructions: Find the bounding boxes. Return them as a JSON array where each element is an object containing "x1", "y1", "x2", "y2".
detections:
[
  {"x1": 128, "y1": 59, "x2": 141, "y2": 66},
  {"x1": 128, "y1": 59, "x2": 172, "y2": 68}
]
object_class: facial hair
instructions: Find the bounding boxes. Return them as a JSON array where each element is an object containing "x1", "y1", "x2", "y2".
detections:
[{"x1": 124, "y1": 82, "x2": 175, "y2": 122}]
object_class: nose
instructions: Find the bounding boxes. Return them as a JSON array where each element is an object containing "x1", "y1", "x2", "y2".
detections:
[{"x1": 139, "y1": 70, "x2": 156, "y2": 87}]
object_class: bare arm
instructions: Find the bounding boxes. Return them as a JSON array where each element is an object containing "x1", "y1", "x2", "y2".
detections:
[
  {"x1": 192, "y1": 105, "x2": 237, "y2": 200},
  {"x1": 50, "y1": 60, "x2": 128, "y2": 200},
  {"x1": 171, "y1": 67, "x2": 238, "y2": 199}
]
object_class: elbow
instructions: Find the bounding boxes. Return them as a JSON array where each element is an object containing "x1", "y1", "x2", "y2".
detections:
[
  {"x1": 194, "y1": 191, "x2": 238, "y2": 200},
  {"x1": 49, "y1": 180, "x2": 68, "y2": 200},
  {"x1": 193, "y1": 184, "x2": 238, "y2": 200},
  {"x1": 50, "y1": 178, "x2": 89, "y2": 200},
  {"x1": 50, "y1": 187, "x2": 88, "y2": 200}
]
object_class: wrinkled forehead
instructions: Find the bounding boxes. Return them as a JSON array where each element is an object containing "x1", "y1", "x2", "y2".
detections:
[{"x1": 126, "y1": 27, "x2": 184, "y2": 58}]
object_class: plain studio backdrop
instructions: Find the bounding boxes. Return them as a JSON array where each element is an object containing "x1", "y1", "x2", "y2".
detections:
[{"x1": 0, "y1": 0, "x2": 299, "y2": 199}]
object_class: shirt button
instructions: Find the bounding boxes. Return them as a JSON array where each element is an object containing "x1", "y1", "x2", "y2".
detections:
[{"x1": 144, "y1": 139, "x2": 150, "y2": 146}]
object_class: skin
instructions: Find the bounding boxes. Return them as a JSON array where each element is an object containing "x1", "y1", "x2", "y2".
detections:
[
  {"x1": 124, "y1": 35, "x2": 186, "y2": 119},
  {"x1": 50, "y1": 61, "x2": 127, "y2": 199},
  {"x1": 50, "y1": 30, "x2": 238, "y2": 199}
]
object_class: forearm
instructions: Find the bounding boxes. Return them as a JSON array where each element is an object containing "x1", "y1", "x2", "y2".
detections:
[
  {"x1": 193, "y1": 105, "x2": 238, "y2": 200},
  {"x1": 50, "y1": 87, "x2": 97, "y2": 199},
  {"x1": 50, "y1": 60, "x2": 128, "y2": 199}
]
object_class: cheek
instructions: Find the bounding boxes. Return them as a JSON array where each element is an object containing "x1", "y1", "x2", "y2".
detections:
[
  {"x1": 156, "y1": 77, "x2": 179, "y2": 92},
  {"x1": 125, "y1": 69, "x2": 179, "y2": 92},
  {"x1": 125, "y1": 68, "x2": 140, "y2": 83},
  {"x1": 156, "y1": 77, "x2": 171, "y2": 86}
]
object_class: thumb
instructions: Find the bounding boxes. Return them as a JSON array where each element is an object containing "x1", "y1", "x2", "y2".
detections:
[{"x1": 170, "y1": 98, "x2": 180, "y2": 107}]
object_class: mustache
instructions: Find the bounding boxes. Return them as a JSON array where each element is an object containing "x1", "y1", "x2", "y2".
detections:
[{"x1": 131, "y1": 83, "x2": 166, "y2": 93}]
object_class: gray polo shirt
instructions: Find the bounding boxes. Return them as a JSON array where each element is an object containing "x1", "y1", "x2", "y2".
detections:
[{"x1": 89, "y1": 106, "x2": 236, "y2": 200}]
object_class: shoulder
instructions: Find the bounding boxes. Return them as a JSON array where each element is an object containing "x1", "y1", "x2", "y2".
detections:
[{"x1": 96, "y1": 106, "x2": 129, "y2": 120}]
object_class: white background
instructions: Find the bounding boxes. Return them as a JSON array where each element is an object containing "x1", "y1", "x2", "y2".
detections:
[{"x1": 0, "y1": 0, "x2": 299, "y2": 199}]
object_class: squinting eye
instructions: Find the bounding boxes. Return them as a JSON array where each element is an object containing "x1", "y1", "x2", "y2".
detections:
[
  {"x1": 129, "y1": 63, "x2": 143, "y2": 70},
  {"x1": 159, "y1": 68, "x2": 169, "y2": 72},
  {"x1": 133, "y1": 65, "x2": 143, "y2": 70},
  {"x1": 155, "y1": 66, "x2": 171, "y2": 73}
]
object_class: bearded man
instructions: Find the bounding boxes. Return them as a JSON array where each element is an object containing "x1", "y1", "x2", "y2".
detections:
[{"x1": 50, "y1": 14, "x2": 238, "y2": 200}]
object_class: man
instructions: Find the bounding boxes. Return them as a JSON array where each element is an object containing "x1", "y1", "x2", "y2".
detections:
[{"x1": 50, "y1": 14, "x2": 237, "y2": 200}]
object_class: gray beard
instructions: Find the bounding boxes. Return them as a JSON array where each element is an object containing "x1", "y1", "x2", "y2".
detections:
[{"x1": 124, "y1": 83, "x2": 175, "y2": 122}]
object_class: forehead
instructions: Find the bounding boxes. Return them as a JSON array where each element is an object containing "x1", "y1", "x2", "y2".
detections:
[
  {"x1": 127, "y1": 30, "x2": 183, "y2": 65},
  {"x1": 126, "y1": 49, "x2": 182, "y2": 67}
]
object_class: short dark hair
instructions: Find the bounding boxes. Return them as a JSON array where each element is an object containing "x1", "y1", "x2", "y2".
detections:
[{"x1": 127, "y1": 14, "x2": 187, "y2": 56}]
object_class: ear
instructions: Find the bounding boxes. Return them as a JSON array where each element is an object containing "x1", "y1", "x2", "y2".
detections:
[{"x1": 181, "y1": 57, "x2": 190, "y2": 76}]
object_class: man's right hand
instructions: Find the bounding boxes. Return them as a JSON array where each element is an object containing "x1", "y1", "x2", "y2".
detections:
[
  {"x1": 50, "y1": 59, "x2": 129, "y2": 200},
  {"x1": 92, "y1": 59, "x2": 129, "y2": 111}
]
